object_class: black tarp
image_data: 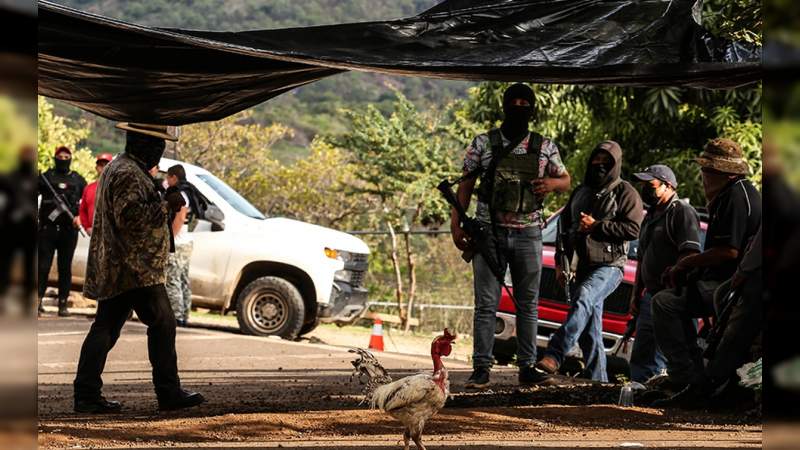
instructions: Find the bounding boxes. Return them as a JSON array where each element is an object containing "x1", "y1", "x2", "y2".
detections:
[{"x1": 38, "y1": 0, "x2": 761, "y2": 125}]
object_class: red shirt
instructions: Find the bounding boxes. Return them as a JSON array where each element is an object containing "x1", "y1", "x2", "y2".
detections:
[{"x1": 79, "y1": 180, "x2": 99, "y2": 230}]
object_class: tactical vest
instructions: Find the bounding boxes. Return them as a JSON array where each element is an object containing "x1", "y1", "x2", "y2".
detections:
[{"x1": 477, "y1": 129, "x2": 544, "y2": 214}]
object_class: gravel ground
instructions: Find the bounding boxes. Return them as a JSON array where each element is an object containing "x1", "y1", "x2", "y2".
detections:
[{"x1": 37, "y1": 314, "x2": 761, "y2": 449}]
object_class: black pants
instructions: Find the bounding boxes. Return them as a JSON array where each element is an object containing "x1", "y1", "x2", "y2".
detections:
[
  {"x1": 37, "y1": 223, "x2": 78, "y2": 300},
  {"x1": 706, "y1": 274, "x2": 763, "y2": 382},
  {"x1": 652, "y1": 280, "x2": 718, "y2": 385},
  {"x1": 73, "y1": 284, "x2": 181, "y2": 401}
]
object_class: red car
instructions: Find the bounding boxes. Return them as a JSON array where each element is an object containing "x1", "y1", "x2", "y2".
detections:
[{"x1": 493, "y1": 207, "x2": 707, "y2": 378}]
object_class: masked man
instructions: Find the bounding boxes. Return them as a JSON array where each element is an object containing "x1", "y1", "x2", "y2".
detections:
[
  {"x1": 629, "y1": 165, "x2": 701, "y2": 383},
  {"x1": 451, "y1": 83, "x2": 571, "y2": 389},
  {"x1": 37, "y1": 145, "x2": 86, "y2": 316},
  {"x1": 536, "y1": 141, "x2": 643, "y2": 382},
  {"x1": 73, "y1": 123, "x2": 204, "y2": 413}
]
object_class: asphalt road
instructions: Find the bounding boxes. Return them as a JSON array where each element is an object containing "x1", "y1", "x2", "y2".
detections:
[{"x1": 38, "y1": 315, "x2": 761, "y2": 449}]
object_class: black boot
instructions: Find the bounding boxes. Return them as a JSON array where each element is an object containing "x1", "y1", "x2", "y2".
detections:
[
  {"x1": 464, "y1": 367, "x2": 491, "y2": 390},
  {"x1": 37, "y1": 299, "x2": 46, "y2": 316},
  {"x1": 57, "y1": 298, "x2": 70, "y2": 317},
  {"x1": 157, "y1": 389, "x2": 205, "y2": 411},
  {"x1": 519, "y1": 365, "x2": 551, "y2": 385},
  {"x1": 652, "y1": 382, "x2": 712, "y2": 409},
  {"x1": 74, "y1": 396, "x2": 123, "y2": 414}
]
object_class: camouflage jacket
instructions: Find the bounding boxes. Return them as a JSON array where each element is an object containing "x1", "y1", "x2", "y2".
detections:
[{"x1": 83, "y1": 153, "x2": 170, "y2": 301}]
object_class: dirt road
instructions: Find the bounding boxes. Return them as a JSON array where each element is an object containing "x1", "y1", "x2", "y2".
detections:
[{"x1": 38, "y1": 315, "x2": 761, "y2": 449}]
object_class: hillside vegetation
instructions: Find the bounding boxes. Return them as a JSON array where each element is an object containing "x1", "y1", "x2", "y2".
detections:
[{"x1": 51, "y1": 0, "x2": 472, "y2": 160}]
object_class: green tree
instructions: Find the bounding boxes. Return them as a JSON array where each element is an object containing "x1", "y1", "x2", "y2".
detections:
[
  {"x1": 336, "y1": 92, "x2": 459, "y2": 330},
  {"x1": 453, "y1": 82, "x2": 762, "y2": 209},
  {"x1": 38, "y1": 96, "x2": 97, "y2": 181},
  {"x1": 0, "y1": 97, "x2": 35, "y2": 173}
]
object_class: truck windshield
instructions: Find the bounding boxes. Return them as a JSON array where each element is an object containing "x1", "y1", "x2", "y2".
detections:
[{"x1": 196, "y1": 173, "x2": 266, "y2": 220}]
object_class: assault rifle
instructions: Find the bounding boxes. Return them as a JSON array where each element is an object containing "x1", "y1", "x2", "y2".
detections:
[
  {"x1": 703, "y1": 287, "x2": 740, "y2": 360},
  {"x1": 436, "y1": 179, "x2": 505, "y2": 281},
  {"x1": 40, "y1": 174, "x2": 86, "y2": 237},
  {"x1": 556, "y1": 217, "x2": 574, "y2": 305}
]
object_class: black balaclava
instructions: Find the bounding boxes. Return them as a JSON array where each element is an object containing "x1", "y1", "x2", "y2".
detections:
[
  {"x1": 54, "y1": 156, "x2": 71, "y2": 174},
  {"x1": 500, "y1": 83, "x2": 535, "y2": 141},
  {"x1": 584, "y1": 141, "x2": 623, "y2": 189},
  {"x1": 125, "y1": 131, "x2": 166, "y2": 170}
]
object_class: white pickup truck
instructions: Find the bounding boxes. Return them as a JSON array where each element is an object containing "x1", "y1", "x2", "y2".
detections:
[{"x1": 50, "y1": 157, "x2": 371, "y2": 339}]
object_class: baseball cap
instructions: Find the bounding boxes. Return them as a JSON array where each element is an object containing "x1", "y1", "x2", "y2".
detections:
[
  {"x1": 633, "y1": 164, "x2": 678, "y2": 188},
  {"x1": 96, "y1": 152, "x2": 114, "y2": 163},
  {"x1": 54, "y1": 145, "x2": 71, "y2": 157}
]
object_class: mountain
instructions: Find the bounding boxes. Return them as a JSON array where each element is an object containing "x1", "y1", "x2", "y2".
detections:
[{"x1": 48, "y1": 0, "x2": 475, "y2": 161}]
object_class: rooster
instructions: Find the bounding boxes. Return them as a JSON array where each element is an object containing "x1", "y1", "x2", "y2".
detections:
[{"x1": 350, "y1": 329, "x2": 456, "y2": 450}]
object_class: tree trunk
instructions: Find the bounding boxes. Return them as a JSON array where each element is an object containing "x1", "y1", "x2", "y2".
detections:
[
  {"x1": 386, "y1": 221, "x2": 406, "y2": 325},
  {"x1": 403, "y1": 229, "x2": 417, "y2": 333},
  {"x1": 403, "y1": 205, "x2": 421, "y2": 333}
]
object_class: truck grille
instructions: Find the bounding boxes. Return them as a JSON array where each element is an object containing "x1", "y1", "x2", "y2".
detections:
[{"x1": 350, "y1": 270, "x2": 366, "y2": 288}]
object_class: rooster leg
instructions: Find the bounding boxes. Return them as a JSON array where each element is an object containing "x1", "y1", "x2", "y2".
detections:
[
  {"x1": 411, "y1": 432, "x2": 425, "y2": 450},
  {"x1": 403, "y1": 428, "x2": 410, "y2": 450},
  {"x1": 410, "y1": 423, "x2": 426, "y2": 450}
]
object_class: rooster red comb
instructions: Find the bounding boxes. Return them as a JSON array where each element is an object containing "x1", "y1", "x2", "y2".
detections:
[{"x1": 433, "y1": 328, "x2": 457, "y2": 343}]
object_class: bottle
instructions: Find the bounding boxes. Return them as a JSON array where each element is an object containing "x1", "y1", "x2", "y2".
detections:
[{"x1": 618, "y1": 382, "x2": 634, "y2": 407}]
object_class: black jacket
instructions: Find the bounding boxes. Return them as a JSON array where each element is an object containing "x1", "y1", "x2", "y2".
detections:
[
  {"x1": 558, "y1": 141, "x2": 643, "y2": 270},
  {"x1": 38, "y1": 169, "x2": 86, "y2": 227}
]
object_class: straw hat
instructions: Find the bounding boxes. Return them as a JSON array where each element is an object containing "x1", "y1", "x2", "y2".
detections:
[
  {"x1": 695, "y1": 138, "x2": 749, "y2": 175},
  {"x1": 116, "y1": 123, "x2": 178, "y2": 141}
]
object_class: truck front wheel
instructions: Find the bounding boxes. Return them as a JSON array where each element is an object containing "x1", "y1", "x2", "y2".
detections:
[{"x1": 236, "y1": 276, "x2": 305, "y2": 339}]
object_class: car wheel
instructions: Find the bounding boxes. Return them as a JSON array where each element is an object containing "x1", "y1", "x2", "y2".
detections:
[{"x1": 236, "y1": 276, "x2": 305, "y2": 339}]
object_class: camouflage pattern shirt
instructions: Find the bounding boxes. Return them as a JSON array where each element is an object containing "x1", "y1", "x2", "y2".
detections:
[
  {"x1": 462, "y1": 129, "x2": 566, "y2": 228},
  {"x1": 83, "y1": 153, "x2": 170, "y2": 301}
]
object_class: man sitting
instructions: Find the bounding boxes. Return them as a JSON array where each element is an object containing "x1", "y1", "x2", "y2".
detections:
[{"x1": 651, "y1": 138, "x2": 761, "y2": 403}]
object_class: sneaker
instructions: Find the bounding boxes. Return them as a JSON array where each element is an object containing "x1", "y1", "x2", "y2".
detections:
[
  {"x1": 464, "y1": 367, "x2": 491, "y2": 390},
  {"x1": 535, "y1": 355, "x2": 559, "y2": 374},
  {"x1": 519, "y1": 365, "x2": 550, "y2": 385}
]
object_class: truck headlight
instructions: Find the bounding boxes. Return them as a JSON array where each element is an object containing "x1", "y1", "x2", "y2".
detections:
[
  {"x1": 334, "y1": 269, "x2": 352, "y2": 283},
  {"x1": 326, "y1": 247, "x2": 353, "y2": 264}
]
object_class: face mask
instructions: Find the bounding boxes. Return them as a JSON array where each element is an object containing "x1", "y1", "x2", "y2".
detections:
[
  {"x1": 702, "y1": 173, "x2": 729, "y2": 203},
  {"x1": 640, "y1": 184, "x2": 661, "y2": 206},
  {"x1": 501, "y1": 105, "x2": 532, "y2": 139},
  {"x1": 54, "y1": 158, "x2": 71, "y2": 173},
  {"x1": 587, "y1": 163, "x2": 609, "y2": 187},
  {"x1": 126, "y1": 133, "x2": 166, "y2": 170}
]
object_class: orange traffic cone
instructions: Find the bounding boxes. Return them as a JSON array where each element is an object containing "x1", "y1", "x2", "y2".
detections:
[{"x1": 368, "y1": 318, "x2": 385, "y2": 351}]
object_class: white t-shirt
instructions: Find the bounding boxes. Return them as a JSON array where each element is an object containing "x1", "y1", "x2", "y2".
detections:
[{"x1": 174, "y1": 191, "x2": 193, "y2": 245}]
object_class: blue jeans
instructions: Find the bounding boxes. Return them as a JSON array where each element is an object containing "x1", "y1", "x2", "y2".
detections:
[
  {"x1": 544, "y1": 265, "x2": 623, "y2": 382},
  {"x1": 472, "y1": 226, "x2": 542, "y2": 369},
  {"x1": 629, "y1": 292, "x2": 667, "y2": 383}
]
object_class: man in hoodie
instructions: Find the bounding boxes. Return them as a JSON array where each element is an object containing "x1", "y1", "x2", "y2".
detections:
[
  {"x1": 451, "y1": 83, "x2": 571, "y2": 389},
  {"x1": 37, "y1": 145, "x2": 87, "y2": 316},
  {"x1": 535, "y1": 141, "x2": 643, "y2": 382}
]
